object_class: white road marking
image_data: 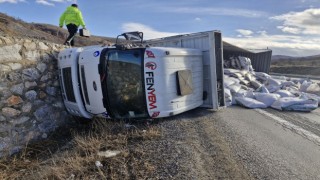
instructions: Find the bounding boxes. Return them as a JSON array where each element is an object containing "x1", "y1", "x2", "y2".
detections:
[{"x1": 255, "y1": 109, "x2": 320, "y2": 146}]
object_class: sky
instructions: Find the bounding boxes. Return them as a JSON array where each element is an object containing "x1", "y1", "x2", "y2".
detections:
[{"x1": 1, "y1": 0, "x2": 320, "y2": 56}]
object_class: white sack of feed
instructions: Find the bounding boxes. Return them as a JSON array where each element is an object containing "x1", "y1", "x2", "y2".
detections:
[
  {"x1": 281, "y1": 81, "x2": 296, "y2": 88},
  {"x1": 300, "y1": 92, "x2": 320, "y2": 106},
  {"x1": 234, "y1": 89, "x2": 255, "y2": 99},
  {"x1": 266, "y1": 84, "x2": 280, "y2": 93},
  {"x1": 271, "y1": 97, "x2": 318, "y2": 112},
  {"x1": 224, "y1": 88, "x2": 233, "y2": 106},
  {"x1": 275, "y1": 90, "x2": 295, "y2": 97},
  {"x1": 229, "y1": 84, "x2": 242, "y2": 93},
  {"x1": 254, "y1": 72, "x2": 271, "y2": 82},
  {"x1": 239, "y1": 56, "x2": 252, "y2": 71},
  {"x1": 256, "y1": 85, "x2": 270, "y2": 93},
  {"x1": 254, "y1": 93, "x2": 281, "y2": 107},
  {"x1": 224, "y1": 77, "x2": 238, "y2": 87},
  {"x1": 267, "y1": 78, "x2": 282, "y2": 86},
  {"x1": 250, "y1": 80, "x2": 262, "y2": 89},
  {"x1": 300, "y1": 81, "x2": 320, "y2": 93},
  {"x1": 235, "y1": 97, "x2": 268, "y2": 109}
]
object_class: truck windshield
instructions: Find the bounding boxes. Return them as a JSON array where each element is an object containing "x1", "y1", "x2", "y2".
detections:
[{"x1": 101, "y1": 48, "x2": 148, "y2": 119}]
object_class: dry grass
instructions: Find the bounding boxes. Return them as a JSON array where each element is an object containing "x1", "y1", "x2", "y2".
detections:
[{"x1": 0, "y1": 118, "x2": 161, "y2": 180}]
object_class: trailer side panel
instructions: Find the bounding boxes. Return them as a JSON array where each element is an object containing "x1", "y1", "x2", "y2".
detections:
[{"x1": 146, "y1": 31, "x2": 225, "y2": 110}]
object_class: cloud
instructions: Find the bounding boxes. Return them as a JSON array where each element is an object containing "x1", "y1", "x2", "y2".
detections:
[
  {"x1": 224, "y1": 32, "x2": 320, "y2": 56},
  {"x1": 236, "y1": 29, "x2": 253, "y2": 36},
  {"x1": 159, "y1": 7, "x2": 268, "y2": 18},
  {"x1": 0, "y1": 0, "x2": 25, "y2": 3},
  {"x1": 121, "y1": 22, "x2": 183, "y2": 40},
  {"x1": 35, "y1": 0, "x2": 74, "y2": 6},
  {"x1": 50, "y1": 0, "x2": 74, "y2": 2},
  {"x1": 122, "y1": 22, "x2": 320, "y2": 56},
  {"x1": 115, "y1": 1, "x2": 267, "y2": 18},
  {"x1": 270, "y1": 8, "x2": 320, "y2": 35},
  {"x1": 299, "y1": 0, "x2": 318, "y2": 3},
  {"x1": 36, "y1": 0, "x2": 54, "y2": 6},
  {"x1": 0, "y1": 0, "x2": 73, "y2": 5},
  {"x1": 194, "y1": 17, "x2": 202, "y2": 21},
  {"x1": 257, "y1": 31, "x2": 267, "y2": 36},
  {"x1": 50, "y1": 0, "x2": 65, "y2": 2},
  {"x1": 277, "y1": 26, "x2": 301, "y2": 34}
]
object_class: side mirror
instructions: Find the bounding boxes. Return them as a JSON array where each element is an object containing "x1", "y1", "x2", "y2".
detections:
[{"x1": 116, "y1": 31, "x2": 144, "y2": 45}]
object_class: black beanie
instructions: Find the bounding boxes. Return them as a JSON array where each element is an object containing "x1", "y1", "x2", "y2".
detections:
[{"x1": 71, "y1": 4, "x2": 78, "y2": 8}]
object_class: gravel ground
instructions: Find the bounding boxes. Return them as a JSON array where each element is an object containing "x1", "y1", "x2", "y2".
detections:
[{"x1": 141, "y1": 108, "x2": 252, "y2": 179}]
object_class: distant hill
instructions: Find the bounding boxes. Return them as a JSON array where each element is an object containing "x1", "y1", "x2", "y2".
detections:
[
  {"x1": 0, "y1": 12, "x2": 115, "y2": 46},
  {"x1": 270, "y1": 53, "x2": 320, "y2": 76},
  {"x1": 272, "y1": 54, "x2": 320, "y2": 62},
  {"x1": 271, "y1": 55, "x2": 293, "y2": 61}
]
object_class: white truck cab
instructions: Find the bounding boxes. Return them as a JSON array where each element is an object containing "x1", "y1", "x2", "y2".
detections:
[{"x1": 58, "y1": 31, "x2": 225, "y2": 120}]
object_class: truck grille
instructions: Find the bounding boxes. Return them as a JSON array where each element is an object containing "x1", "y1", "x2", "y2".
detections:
[
  {"x1": 62, "y1": 67, "x2": 76, "y2": 103},
  {"x1": 81, "y1": 65, "x2": 90, "y2": 105},
  {"x1": 58, "y1": 70, "x2": 66, "y2": 100}
]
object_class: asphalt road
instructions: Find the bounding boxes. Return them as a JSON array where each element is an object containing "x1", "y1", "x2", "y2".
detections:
[{"x1": 213, "y1": 106, "x2": 320, "y2": 179}]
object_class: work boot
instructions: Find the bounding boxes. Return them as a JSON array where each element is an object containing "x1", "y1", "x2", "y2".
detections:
[{"x1": 64, "y1": 41, "x2": 71, "y2": 47}]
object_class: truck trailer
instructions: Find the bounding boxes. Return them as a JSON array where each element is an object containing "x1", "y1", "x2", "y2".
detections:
[{"x1": 57, "y1": 30, "x2": 225, "y2": 120}]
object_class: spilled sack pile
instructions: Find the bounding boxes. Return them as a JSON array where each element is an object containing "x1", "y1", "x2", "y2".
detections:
[{"x1": 224, "y1": 56, "x2": 320, "y2": 112}]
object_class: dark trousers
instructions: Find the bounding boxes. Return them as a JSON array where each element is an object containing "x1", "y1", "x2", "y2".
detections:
[{"x1": 65, "y1": 24, "x2": 78, "y2": 46}]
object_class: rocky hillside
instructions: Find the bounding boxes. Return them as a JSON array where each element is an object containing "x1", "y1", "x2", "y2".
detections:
[{"x1": 0, "y1": 12, "x2": 115, "y2": 46}]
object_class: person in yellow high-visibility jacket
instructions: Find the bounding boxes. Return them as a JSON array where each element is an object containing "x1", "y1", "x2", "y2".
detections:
[{"x1": 59, "y1": 4, "x2": 86, "y2": 46}]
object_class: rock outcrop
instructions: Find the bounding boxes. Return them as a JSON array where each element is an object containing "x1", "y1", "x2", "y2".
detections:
[{"x1": 0, "y1": 36, "x2": 69, "y2": 156}]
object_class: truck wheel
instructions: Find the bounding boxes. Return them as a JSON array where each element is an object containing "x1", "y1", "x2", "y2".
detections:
[{"x1": 72, "y1": 116, "x2": 92, "y2": 124}]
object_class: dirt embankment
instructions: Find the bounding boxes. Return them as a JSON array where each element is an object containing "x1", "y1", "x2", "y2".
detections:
[{"x1": 0, "y1": 12, "x2": 115, "y2": 47}]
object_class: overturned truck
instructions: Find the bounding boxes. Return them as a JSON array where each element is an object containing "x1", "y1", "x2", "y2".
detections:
[
  {"x1": 58, "y1": 30, "x2": 289, "y2": 120},
  {"x1": 58, "y1": 31, "x2": 228, "y2": 120}
]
